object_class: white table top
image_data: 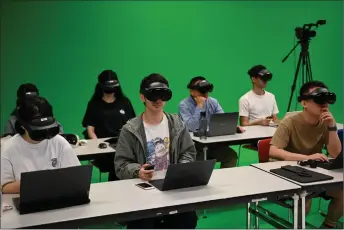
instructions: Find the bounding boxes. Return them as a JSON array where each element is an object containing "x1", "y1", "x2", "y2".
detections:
[
  {"x1": 191, "y1": 126, "x2": 277, "y2": 144},
  {"x1": 337, "y1": 123, "x2": 343, "y2": 130},
  {"x1": 251, "y1": 161, "x2": 343, "y2": 187},
  {"x1": 75, "y1": 138, "x2": 115, "y2": 157},
  {"x1": 1, "y1": 166, "x2": 300, "y2": 229}
]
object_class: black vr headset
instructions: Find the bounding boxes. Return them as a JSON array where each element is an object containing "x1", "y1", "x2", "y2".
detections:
[
  {"x1": 17, "y1": 115, "x2": 60, "y2": 142},
  {"x1": 256, "y1": 69, "x2": 273, "y2": 82},
  {"x1": 140, "y1": 82, "x2": 172, "y2": 102},
  {"x1": 187, "y1": 80, "x2": 214, "y2": 94},
  {"x1": 24, "y1": 91, "x2": 38, "y2": 97},
  {"x1": 298, "y1": 87, "x2": 336, "y2": 105},
  {"x1": 99, "y1": 79, "x2": 120, "y2": 94}
]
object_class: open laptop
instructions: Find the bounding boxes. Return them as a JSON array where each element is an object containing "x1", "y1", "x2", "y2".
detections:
[
  {"x1": 13, "y1": 165, "x2": 92, "y2": 215},
  {"x1": 316, "y1": 151, "x2": 343, "y2": 170},
  {"x1": 194, "y1": 112, "x2": 239, "y2": 137},
  {"x1": 149, "y1": 159, "x2": 216, "y2": 191}
]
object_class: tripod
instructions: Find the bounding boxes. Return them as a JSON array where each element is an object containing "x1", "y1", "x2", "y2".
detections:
[{"x1": 282, "y1": 39, "x2": 313, "y2": 112}]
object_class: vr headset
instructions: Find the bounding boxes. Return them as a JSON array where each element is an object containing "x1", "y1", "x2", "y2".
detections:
[
  {"x1": 17, "y1": 116, "x2": 60, "y2": 141},
  {"x1": 257, "y1": 69, "x2": 273, "y2": 82},
  {"x1": 187, "y1": 80, "x2": 214, "y2": 94},
  {"x1": 24, "y1": 91, "x2": 38, "y2": 97},
  {"x1": 140, "y1": 82, "x2": 172, "y2": 102},
  {"x1": 99, "y1": 79, "x2": 120, "y2": 94},
  {"x1": 298, "y1": 87, "x2": 336, "y2": 105}
]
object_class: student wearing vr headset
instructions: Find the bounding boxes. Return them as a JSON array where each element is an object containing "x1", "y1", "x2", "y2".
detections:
[
  {"x1": 239, "y1": 65, "x2": 279, "y2": 126},
  {"x1": 114, "y1": 73, "x2": 198, "y2": 229},
  {"x1": 269, "y1": 81, "x2": 342, "y2": 229},
  {"x1": 82, "y1": 70, "x2": 136, "y2": 181},
  {"x1": 3, "y1": 83, "x2": 64, "y2": 136},
  {"x1": 178, "y1": 76, "x2": 242, "y2": 168},
  {"x1": 1, "y1": 96, "x2": 80, "y2": 194}
]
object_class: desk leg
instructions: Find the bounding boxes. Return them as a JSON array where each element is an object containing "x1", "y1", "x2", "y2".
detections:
[
  {"x1": 292, "y1": 193, "x2": 299, "y2": 229},
  {"x1": 203, "y1": 146, "x2": 208, "y2": 161},
  {"x1": 298, "y1": 191, "x2": 307, "y2": 229},
  {"x1": 247, "y1": 203, "x2": 251, "y2": 229},
  {"x1": 254, "y1": 201, "x2": 259, "y2": 229}
]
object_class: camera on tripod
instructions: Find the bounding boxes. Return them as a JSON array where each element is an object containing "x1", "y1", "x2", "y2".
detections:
[
  {"x1": 294, "y1": 20, "x2": 326, "y2": 41},
  {"x1": 282, "y1": 19, "x2": 327, "y2": 112}
]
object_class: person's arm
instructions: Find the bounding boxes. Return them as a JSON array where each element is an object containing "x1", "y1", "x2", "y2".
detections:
[
  {"x1": 178, "y1": 102, "x2": 203, "y2": 132},
  {"x1": 177, "y1": 125, "x2": 197, "y2": 163},
  {"x1": 269, "y1": 123, "x2": 308, "y2": 161},
  {"x1": 127, "y1": 99, "x2": 137, "y2": 118},
  {"x1": 1, "y1": 156, "x2": 20, "y2": 194},
  {"x1": 326, "y1": 130, "x2": 341, "y2": 158},
  {"x1": 87, "y1": 126, "x2": 97, "y2": 139},
  {"x1": 114, "y1": 128, "x2": 141, "y2": 180},
  {"x1": 59, "y1": 137, "x2": 81, "y2": 167},
  {"x1": 272, "y1": 96, "x2": 280, "y2": 123},
  {"x1": 82, "y1": 102, "x2": 98, "y2": 139},
  {"x1": 214, "y1": 99, "x2": 224, "y2": 114}
]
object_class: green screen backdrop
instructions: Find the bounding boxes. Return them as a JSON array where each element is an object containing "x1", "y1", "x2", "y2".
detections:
[{"x1": 1, "y1": 1, "x2": 343, "y2": 136}]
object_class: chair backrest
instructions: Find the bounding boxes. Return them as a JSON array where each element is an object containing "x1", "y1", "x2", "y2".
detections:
[
  {"x1": 257, "y1": 138, "x2": 272, "y2": 163},
  {"x1": 338, "y1": 129, "x2": 343, "y2": 153}
]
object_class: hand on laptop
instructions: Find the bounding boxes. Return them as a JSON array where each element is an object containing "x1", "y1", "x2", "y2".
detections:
[
  {"x1": 307, "y1": 153, "x2": 329, "y2": 162},
  {"x1": 139, "y1": 164, "x2": 155, "y2": 181}
]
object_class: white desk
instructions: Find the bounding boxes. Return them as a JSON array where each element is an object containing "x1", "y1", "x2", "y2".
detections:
[
  {"x1": 251, "y1": 161, "x2": 343, "y2": 229},
  {"x1": 1, "y1": 166, "x2": 301, "y2": 229},
  {"x1": 251, "y1": 161, "x2": 343, "y2": 188},
  {"x1": 191, "y1": 126, "x2": 276, "y2": 144},
  {"x1": 337, "y1": 123, "x2": 343, "y2": 130},
  {"x1": 75, "y1": 138, "x2": 115, "y2": 160}
]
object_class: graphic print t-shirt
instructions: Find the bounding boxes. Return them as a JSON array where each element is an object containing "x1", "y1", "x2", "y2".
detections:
[{"x1": 144, "y1": 115, "x2": 170, "y2": 171}]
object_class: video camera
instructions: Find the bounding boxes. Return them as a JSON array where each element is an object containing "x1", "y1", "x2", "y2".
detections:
[{"x1": 295, "y1": 20, "x2": 326, "y2": 41}]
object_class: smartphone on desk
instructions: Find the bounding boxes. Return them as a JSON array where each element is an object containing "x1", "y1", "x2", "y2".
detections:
[{"x1": 135, "y1": 182, "x2": 155, "y2": 190}]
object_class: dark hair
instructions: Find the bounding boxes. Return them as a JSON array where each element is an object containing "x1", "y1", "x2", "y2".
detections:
[
  {"x1": 188, "y1": 76, "x2": 206, "y2": 87},
  {"x1": 248, "y1": 65, "x2": 266, "y2": 77},
  {"x1": 12, "y1": 83, "x2": 39, "y2": 115},
  {"x1": 140, "y1": 73, "x2": 169, "y2": 92},
  {"x1": 90, "y1": 70, "x2": 126, "y2": 102},
  {"x1": 299, "y1": 80, "x2": 328, "y2": 96},
  {"x1": 15, "y1": 96, "x2": 54, "y2": 134}
]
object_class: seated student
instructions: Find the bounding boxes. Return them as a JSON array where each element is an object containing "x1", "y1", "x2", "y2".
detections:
[
  {"x1": 178, "y1": 76, "x2": 243, "y2": 168},
  {"x1": 1, "y1": 96, "x2": 80, "y2": 194},
  {"x1": 82, "y1": 70, "x2": 136, "y2": 181},
  {"x1": 114, "y1": 73, "x2": 198, "y2": 229},
  {"x1": 3, "y1": 83, "x2": 64, "y2": 136},
  {"x1": 239, "y1": 65, "x2": 279, "y2": 126},
  {"x1": 269, "y1": 81, "x2": 343, "y2": 229}
]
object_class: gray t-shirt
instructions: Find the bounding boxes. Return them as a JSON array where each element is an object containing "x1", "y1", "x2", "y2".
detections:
[{"x1": 1, "y1": 134, "x2": 80, "y2": 187}]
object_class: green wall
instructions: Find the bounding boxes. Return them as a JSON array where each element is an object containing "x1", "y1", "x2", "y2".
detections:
[{"x1": 1, "y1": 1, "x2": 343, "y2": 135}]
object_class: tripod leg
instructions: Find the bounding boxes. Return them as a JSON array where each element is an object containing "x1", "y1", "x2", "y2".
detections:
[
  {"x1": 306, "y1": 53, "x2": 313, "y2": 82},
  {"x1": 287, "y1": 53, "x2": 303, "y2": 112}
]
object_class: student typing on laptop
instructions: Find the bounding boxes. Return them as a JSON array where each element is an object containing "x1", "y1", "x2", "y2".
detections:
[
  {"x1": 239, "y1": 65, "x2": 280, "y2": 127},
  {"x1": 269, "y1": 81, "x2": 343, "y2": 229},
  {"x1": 114, "y1": 73, "x2": 198, "y2": 229},
  {"x1": 178, "y1": 76, "x2": 243, "y2": 168},
  {"x1": 1, "y1": 96, "x2": 80, "y2": 194}
]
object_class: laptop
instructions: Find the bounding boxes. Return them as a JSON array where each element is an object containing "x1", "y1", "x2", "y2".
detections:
[
  {"x1": 149, "y1": 159, "x2": 216, "y2": 191},
  {"x1": 317, "y1": 151, "x2": 343, "y2": 170},
  {"x1": 194, "y1": 112, "x2": 239, "y2": 137},
  {"x1": 13, "y1": 165, "x2": 92, "y2": 215}
]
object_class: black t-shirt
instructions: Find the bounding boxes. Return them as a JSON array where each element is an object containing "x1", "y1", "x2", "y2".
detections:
[{"x1": 82, "y1": 98, "x2": 136, "y2": 138}]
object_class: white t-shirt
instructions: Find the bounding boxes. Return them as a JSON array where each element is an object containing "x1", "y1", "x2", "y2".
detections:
[
  {"x1": 239, "y1": 90, "x2": 279, "y2": 122},
  {"x1": 144, "y1": 114, "x2": 170, "y2": 171},
  {"x1": 1, "y1": 134, "x2": 80, "y2": 187}
]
